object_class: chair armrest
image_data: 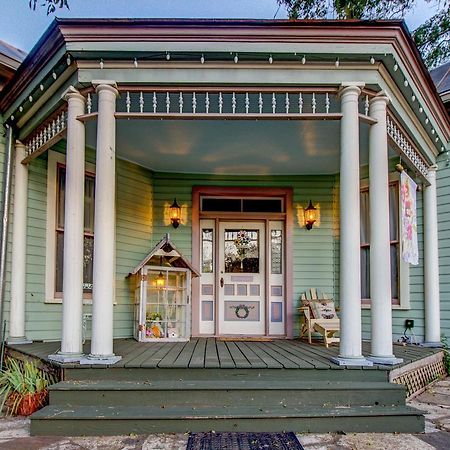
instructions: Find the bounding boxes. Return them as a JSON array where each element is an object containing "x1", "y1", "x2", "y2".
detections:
[{"x1": 298, "y1": 306, "x2": 311, "y2": 320}]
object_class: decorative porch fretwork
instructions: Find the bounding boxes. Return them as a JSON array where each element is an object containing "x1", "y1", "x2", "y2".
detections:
[
  {"x1": 386, "y1": 115, "x2": 429, "y2": 178},
  {"x1": 86, "y1": 89, "x2": 341, "y2": 119},
  {"x1": 23, "y1": 109, "x2": 67, "y2": 163}
]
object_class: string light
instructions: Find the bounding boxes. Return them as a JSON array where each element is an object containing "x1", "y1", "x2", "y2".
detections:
[
  {"x1": 134, "y1": 58, "x2": 138, "y2": 68},
  {"x1": 370, "y1": 56, "x2": 375, "y2": 64},
  {"x1": 66, "y1": 54, "x2": 71, "y2": 66},
  {"x1": 234, "y1": 53, "x2": 239, "y2": 64},
  {"x1": 301, "y1": 55, "x2": 306, "y2": 65},
  {"x1": 99, "y1": 59, "x2": 104, "y2": 69},
  {"x1": 269, "y1": 54, "x2": 273, "y2": 64},
  {"x1": 166, "y1": 52, "x2": 171, "y2": 61},
  {"x1": 200, "y1": 54, "x2": 205, "y2": 64},
  {"x1": 335, "y1": 58, "x2": 339, "y2": 68}
]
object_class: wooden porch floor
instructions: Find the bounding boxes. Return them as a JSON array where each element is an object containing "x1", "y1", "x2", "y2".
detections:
[{"x1": 6, "y1": 338, "x2": 440, "y2": 371}]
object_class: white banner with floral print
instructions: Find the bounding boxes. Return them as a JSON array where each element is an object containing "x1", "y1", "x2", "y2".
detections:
[{"x1": 400, "y1": 171, "x2": 419, "y2": 265}]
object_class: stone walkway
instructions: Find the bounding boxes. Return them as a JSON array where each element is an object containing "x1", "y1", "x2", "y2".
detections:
[{"x1": 1, "y1": 378, "x2": 449, "y2": 450}]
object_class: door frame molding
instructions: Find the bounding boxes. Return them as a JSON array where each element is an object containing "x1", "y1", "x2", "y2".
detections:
[{"x1": 192, "y1": 186, "x2": 294, "y2": 338}]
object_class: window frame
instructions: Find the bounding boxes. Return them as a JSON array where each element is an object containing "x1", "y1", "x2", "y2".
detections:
[
  {"x1": 360, "y1": 173, "x2": 410, "y2": 310},
  {"x1": 45, "y1": 150, "x2": 96, "y2": 304}
]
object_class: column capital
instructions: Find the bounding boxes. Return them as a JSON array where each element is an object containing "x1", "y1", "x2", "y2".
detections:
[
  {"x1": 427, "y1": 164, "x2": 438, "y2": 174},
  {"x1": 93, "y1": 80, "x2": 119, "y2": 97},
  {"x1": 62, "y1": 85, "x2": 85, "y2": 103},
  {"x1": 369, "y1": 90, "x2": 390, "y2": 106},
  {"x1": 14, "y1": 140, "x2": 26, "y2": 150},
  {"x1": 339, "y1": 82, "x2": 365, "y2": 99}
]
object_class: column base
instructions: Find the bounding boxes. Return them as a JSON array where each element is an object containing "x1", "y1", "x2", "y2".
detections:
[
  {"x1": 6, "y1": 336, "x2": 33, "y2": 345},
  {"x1": 330, "y1": 356, "x2": 373, "y2": 367},
  {"x1": 367, "y1": 355, "x2": 403, "y2": 365},
  {"x1": 80, "y1": 354, "x2": 122, "y2": 365},
  {"x1": 421, "y1": 341, "x2": 443, "y2": 348},
  {"x1": 48, "y1": 352, "x2": 84, "y2": 363}
]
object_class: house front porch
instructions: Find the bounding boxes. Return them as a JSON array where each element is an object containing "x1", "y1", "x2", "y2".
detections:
[{"x1": 6, "y1": 338, "x2": 445, "y2": 435}]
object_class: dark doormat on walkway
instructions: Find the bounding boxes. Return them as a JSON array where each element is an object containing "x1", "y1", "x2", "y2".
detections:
[{"x1": 186, "y1": 432, "x2": 304, "y2": 450}]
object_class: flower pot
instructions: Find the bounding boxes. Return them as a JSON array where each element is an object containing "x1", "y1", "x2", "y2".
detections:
[{"x1": 7, "y1": 389, "x2": 48, "y2": 416}]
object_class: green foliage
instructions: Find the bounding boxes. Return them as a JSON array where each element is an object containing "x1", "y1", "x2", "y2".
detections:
[
  {"x1": 441, "y1": 335, "x2": 450, "y2": 374},
  {"x1": 277, "y1": 0, "x2": 415, "y2": 19},
  {"x1": 29, "y1": 0, "x2": 69, "y2": 15},
  {"x1": 413, "y1": 5, "x2": 450, "y2": 68},
  {"x1": 278, "y1": 0, "x2": 449, "y2": 68},
  {"x1": 0, "y1": 358, "x2": 57, "y2": 416}
]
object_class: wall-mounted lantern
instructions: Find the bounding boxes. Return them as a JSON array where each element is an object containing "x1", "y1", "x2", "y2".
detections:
[
  {"x1": 304, "y1": 200, "x2": 317, "y2": 230},
  {"x1": 170, "y1": 198, "x2": 181, "y2": 228}
]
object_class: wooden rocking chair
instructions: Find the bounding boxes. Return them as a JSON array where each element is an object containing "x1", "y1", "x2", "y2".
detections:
[{"x1": 298, "y1": 288, "x2": 340, "y2": 348}]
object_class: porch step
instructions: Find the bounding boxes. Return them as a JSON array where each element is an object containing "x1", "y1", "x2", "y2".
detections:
[
  {"x1": 30, "y1": 404, "x2": 424, "y2": 435},
  {"x1": 63, "y1": 367, "x2": 389, "y2": 382},
  {"x1": 48, "y1": 380, "x2": 406, "y2": 408}
]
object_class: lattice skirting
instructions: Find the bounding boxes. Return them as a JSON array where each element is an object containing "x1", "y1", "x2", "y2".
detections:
[{"x1": 390, "y1": 351, "x2": 447, "y2": 399}]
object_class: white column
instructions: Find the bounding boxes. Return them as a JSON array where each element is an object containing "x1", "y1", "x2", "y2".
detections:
[
  {"x1": 7, "y1": 141, "x2": 32, "y2": 344},
  {"x1": 84, "y1": 81, "x2": 121, "y2": 364},
  {"x1": 331, "y1": 83, "x2": 372, "y2": 366},
  {"x1": 367, "y1": 93, "x2": 402, "y2": 364},
  {"x1": 424, "y1": 165, "x2": 441, "y2": 345},
  {"x1": 49, "y1": 87, "x2": 86, "y2": 362}
]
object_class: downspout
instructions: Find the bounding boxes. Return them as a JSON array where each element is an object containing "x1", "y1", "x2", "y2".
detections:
[{"x1": 0, "y1": 124, "x2": 14, "y2": 351}]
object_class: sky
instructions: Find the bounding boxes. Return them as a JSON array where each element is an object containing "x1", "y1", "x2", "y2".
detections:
[{"x1": 0, "y1": 0, "x2": 442, "y2": 53}]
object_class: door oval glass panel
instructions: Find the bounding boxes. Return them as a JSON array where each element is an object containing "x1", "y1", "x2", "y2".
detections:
[{"x1": 224, "y1": 229, "x2": 259, "y2": 273}]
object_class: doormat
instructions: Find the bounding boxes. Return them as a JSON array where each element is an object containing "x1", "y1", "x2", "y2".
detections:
[
  {"x1": 186, "y1": 432, "x2": 303, "y2": 450},
  {"x1": 217, "y1": 337, "x2": 273, "y2": 342}
]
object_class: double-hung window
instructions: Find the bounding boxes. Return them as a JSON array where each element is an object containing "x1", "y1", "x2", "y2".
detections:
[
  {"x1": 360, "y1": 181, "x2": 402, "y2": 306},
  {"x1": 45, "y1": 150, "x2": 96, "y2": 302}
]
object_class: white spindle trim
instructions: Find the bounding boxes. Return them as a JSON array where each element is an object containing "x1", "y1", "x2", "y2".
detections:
[
  {"x1": 232, "y1": 92, "x2": 236, "y2": 114},
  {"x1": 153, "y1": 92, "x2": 157, "y2": 114},
  {"x1": 126, "y1": 92, "x2": 131, "y2": 113},
  {"x1": 245, "y1": 93, "x2": 250, "y2": 114},
  {"x1": 192, "y1": 92, "x2": 197, "y2": 114},
  {"x1": 179, "y1": 92, "x2": 183, "y2": 113},
  {"x1": 285, "y1": 93, "x2": 290, "y2": 114},
  {"x1": 272, "y1": 93, "x2": 276, "y2": 114},
  {"x1": 312, "y1": 93, "x2": 316, "y2": 114},
  {"x1": 205, "y1": 92, "x2": 210, "y2": 114},
  {"x1": 299, "y1": 93, "x2": 303, "y2": 114},
  {"x1": 139, "y1": 92, "x2": 144, "y2": 113},
  {"x1": 325, "y1": 93, "x2": 330, "y2": 114},
  {"x1": 258, "y1": 93, "x2": 263, "y2": 114}
]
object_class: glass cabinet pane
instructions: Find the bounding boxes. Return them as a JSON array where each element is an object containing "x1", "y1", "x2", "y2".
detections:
[{"x1": 143, "y1": 269, "x2": 188, "y2": 340}]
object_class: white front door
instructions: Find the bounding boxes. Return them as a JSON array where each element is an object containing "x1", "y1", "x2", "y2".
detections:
[{"x1": 218, "y1": 222, "x2": 265, "y2": 335}]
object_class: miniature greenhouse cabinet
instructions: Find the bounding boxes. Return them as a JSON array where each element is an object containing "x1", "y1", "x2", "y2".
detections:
[{"x1": 128, "y1": 234, "x2": 199, "y2": 342}]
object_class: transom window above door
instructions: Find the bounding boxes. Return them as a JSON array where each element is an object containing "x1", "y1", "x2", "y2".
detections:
[{"x1": 201, "y1": 197, "x2": 284, "y2": 213}]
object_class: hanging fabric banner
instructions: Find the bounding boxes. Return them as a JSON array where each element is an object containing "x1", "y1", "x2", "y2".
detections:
[{"x1": 400, "y1": 171, "x2": 419, "y2": 265}]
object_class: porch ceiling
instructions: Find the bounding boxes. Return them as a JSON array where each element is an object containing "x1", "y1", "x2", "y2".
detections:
[{"x1": 86, "y1": 120, "x2": 371, "y2": 175}]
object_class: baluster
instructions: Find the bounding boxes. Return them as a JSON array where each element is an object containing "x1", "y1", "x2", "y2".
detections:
[
  {"x1": 232, "y1": 92, "x2": 236, "y2": 114},
  {"x1": 43, "y1": 127, "x2": 47, "y2": 143},
  {"x1": 56, "y1": 116, "x2": 61, "y2": 133},
  {"x1": 285, "y1": 93, "x2": 290, "y2": 114},
  {"x1": 139, "y1": 92, "x2": 144, "y2": 113},
  {"x1": 38, "y1": 131, "x2": 43, "y2": 147},
  {"x1": 153, "y1": 92, "x2": 157, "y2": 113},
  {"x1": 245, "y1": 93, "x2": 250, "y2": 114},
  {"x1": 325, "y1": 93, "x2": 330, "y2": 114},
  {"x1": 205, "y1": 93, "x2": 210, "y2": 114},
  {"x1": 61, "y1": 111, "x2": 65, "y2": 128},
  {"x1": 166, "y1": 92, "x2": 170, "y2": 114},
  {"x1": 272, "y1": 93, "x2": 276, "y2": 114},
  {"x1": 312, "y1": 93, "x2": 316, "y2": 114},
  {"x1": 192, "y1": 92, "x2": 197, "y2": 114},
  {"x1": 47, "y1": 124, "x2": 52, "y2": 141},
  {"x1": 52, "y1": 120, "x2": 56, "y2": 137},
  {"x1": 219, "y1": 92, "x2": 223, "y2": 114},
  {"x1": 179, "y1": 92, "x2": 183, "y2": 113},
  {"x1": 298, "y1": 93, "x2": 303, "y2": 114},
  {"x1": 364, "y1": 95, "x2": 369, "y2": 116},
  {"x1": 126, "y1": 92, "x2": 131, "y2": 113},
  {"x1": 87, "y1": 93, "x2": 92, "y2": 114},
  {"x1": 258, "y1": 93, "x2": 263, "y2": 114}
]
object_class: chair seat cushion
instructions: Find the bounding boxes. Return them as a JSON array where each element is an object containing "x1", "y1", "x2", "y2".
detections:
[{"x1": 310, "y1": 300, "x2": 338, "y2": 320}]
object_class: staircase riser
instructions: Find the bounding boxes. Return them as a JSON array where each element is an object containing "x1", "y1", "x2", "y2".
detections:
[
  {"x1": 49, "y1": 389, "x2": 405, "y2": 408},
  {"x1": 30, "y1": 415, "x2": 425, "y2": 436},
  {"x1": 63, "y1": 368, "x2": 389, "y2": 383}
]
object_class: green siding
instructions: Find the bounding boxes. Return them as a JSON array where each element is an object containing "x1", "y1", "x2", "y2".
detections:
[
  {"x1": 17, "y1": 145, "x2": 153, "y2": 341},
  {"x1": 438, "y1": 160, "x2": 450, "y2": 341},
  {"x1": 152, "y1": 172, "x2": 337, "y2": 337},
  {"x1": 2, "y1": 142, "x2": 431, "y2": 342}
]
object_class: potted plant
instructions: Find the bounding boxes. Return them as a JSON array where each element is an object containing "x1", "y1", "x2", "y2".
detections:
[
  {"x1": 145, "y1": 312, "x2": 164, "y2": 338},
  {"x1": 0, "y1": 358, "x2": 57, "y2": 416}
]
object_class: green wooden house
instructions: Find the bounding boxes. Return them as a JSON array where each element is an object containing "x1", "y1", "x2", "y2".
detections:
[{"x1": 0, "y1": 19, "x2": 449, "y2": 435}]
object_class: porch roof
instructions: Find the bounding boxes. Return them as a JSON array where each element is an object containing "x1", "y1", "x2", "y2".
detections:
[{"x1": 0, "y1": 19, "x2": 448, "y2": 149}]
